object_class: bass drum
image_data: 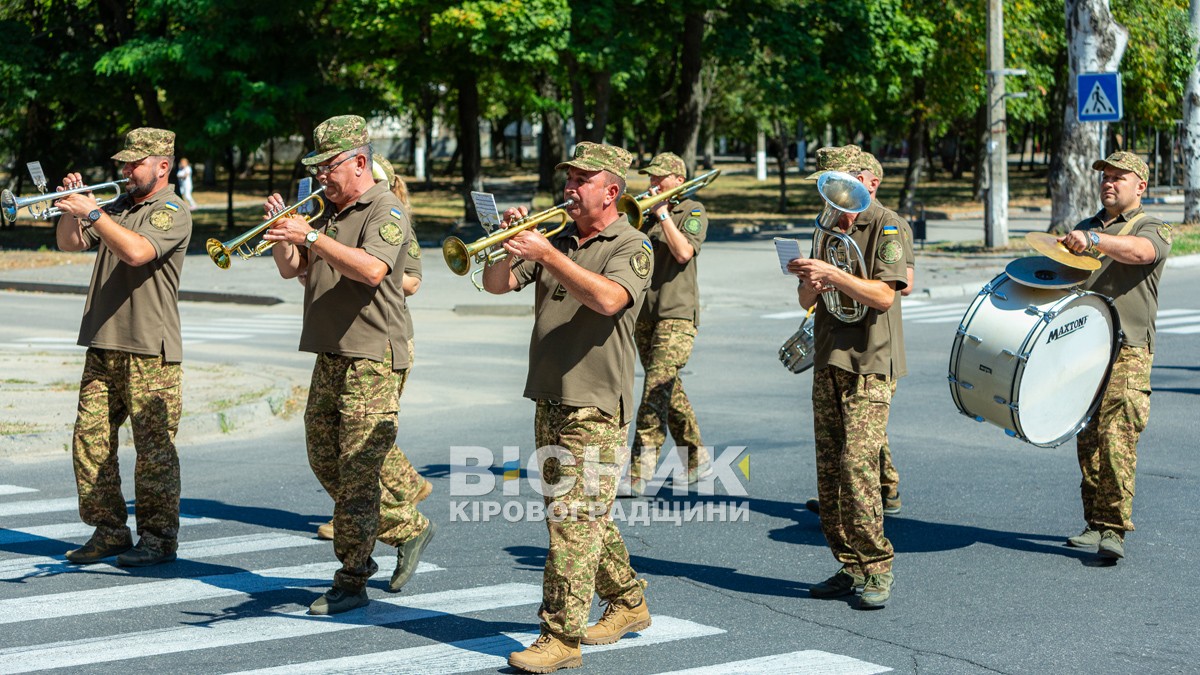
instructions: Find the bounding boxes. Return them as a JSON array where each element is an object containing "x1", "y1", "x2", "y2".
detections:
[{"x1": 948, "y1": 272, "x2": 1119, "y2": 447}]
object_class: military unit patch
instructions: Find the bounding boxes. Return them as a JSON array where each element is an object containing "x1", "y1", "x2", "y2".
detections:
[
  {"x1": 408, "y1": 240, "x2": 422, "y2": 259},
  {"x1": 878, "y1": 238, "x2": 902, "y2": 265},
  {"x1": 380, "y1": 221, "x2": 403, "y2": 245},
  {"x1": 631, "y1": 250, "x2": 651, "y2": 278},
  {"x1": 683, "y1": 217, "x2": 702, "y2": 234},
  {"x1": 1158, "y1": 224, "x2": 1173, "y2": 245},
  {"x1": 149, "y1": 209, "x2": 173, "y2": 231}
]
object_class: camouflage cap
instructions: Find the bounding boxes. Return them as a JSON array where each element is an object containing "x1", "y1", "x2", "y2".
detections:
[
  {"x1": 371, "y1": 153, "x2": 396, "y2": 187},
  {"x1": 111, "y1": 128, "x2": 175, "y2": 162},
  {"x1": 302, "y1": 115, "x2": 370, "y2": 166},
  {"x1": 638, "y1": 152, "x2": 686, "y2": 177},
  {"x1": 805, "y1": 144, "x2": 864, "y2": 180},
  {"x1": 556, "y1": 142, "x2": 633, "y2": 181},
  {"x1": 859, "y1": 152, "x2": 883, "y2": 179},
  {"x1": 1092, "y1": 151, "x2": 1148, "y2": 182}
]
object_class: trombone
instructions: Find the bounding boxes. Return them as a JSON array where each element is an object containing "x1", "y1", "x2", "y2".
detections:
[
  {"x1": 616, "y1": 168, "x2": 720, "y2": 230},
  {"x1": 1, "y1": 180, "x2": 129, "y2": 224},
  {"x1": 810, "y1": 171, "x2": 872, "y2": 323},
  {"x1": 442, "y1": 200, "x2": 574, "y2": 282},
  {"x1": 206, "y1": 187, "x2": 327, "y2": 269}
]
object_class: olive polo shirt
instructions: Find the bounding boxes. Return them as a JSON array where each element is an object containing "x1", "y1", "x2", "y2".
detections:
[
  {"x1": 640, "y1": 197, "x2": 707, "y2": 325},
  {"x1": 299, "y1": 181, "x2": 412, "y2": 370},
  {"x1": 76, "y1": 186, "x2": 192, "y2": 361},
  {"x1": 813, "y1": 200, "x2": 909, "y2": 378},
  {"x1": 511, "y1": 218, "x2": 653, "y2": 424},
  {"x1": 1074, "y1": 205, "x2": 1171, "y2": 352}
]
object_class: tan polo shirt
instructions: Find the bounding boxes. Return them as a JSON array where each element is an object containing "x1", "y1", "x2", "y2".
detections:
[
  {"x1": 813, "y1": 200, "x2": 909, "y2": 378},
  {"x1": 76, "y1": 186, "x2": 191, "y2": 361},
  {"x1": 299, "y1": 181, "x2": 412, "y2": 370},
  {"x1": 401, "y1": 240, "x2": 422, "y2": 337},
  {"x1": 1074, "y1": 205, "x2": 1171, "y2": 352},
  {"x1": 640, "y1": 197, "x2": 707, "y2": 325},
  {"x1": 512, "y1": 218, "x2": 653, "y2": 424}
]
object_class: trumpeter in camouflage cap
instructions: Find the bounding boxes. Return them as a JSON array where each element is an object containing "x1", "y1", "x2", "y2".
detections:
[
  {"x1": 638, "y1": 152, "x2": 687, "y2": 177},
  {"x1": 859, "y1": 152, "x2": 884, "y2": 179},
  {"x1": 1092, "y1": 151, "x2": 1148, "y2": 182},
  {"x1": 302, "y1": 115, "x2": 370, "y2": 166},
  {"x1": 556, "y1": 142, "x2": 633, "y2": 181},
  {"x1": 111, "y1": 128, "x2": 175, "y2": 162},
  {"x1": 805, "y1": 144, "x2": 865, "y2": 180}
]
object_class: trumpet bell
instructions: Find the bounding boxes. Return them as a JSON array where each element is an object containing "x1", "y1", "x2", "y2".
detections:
[
  {"x1": 1, "y1": 190, "x2": 17, "y2": 224},
  {"x1": 206, "y1": 239, "x2": 233, "y2": 270},
  {"x1": 442, "y1": 237, "x2": 471, "y2": 276}
]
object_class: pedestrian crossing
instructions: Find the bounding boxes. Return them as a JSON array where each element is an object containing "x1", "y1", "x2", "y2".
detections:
[
  {"x1": 0, "y1": 313, "x2": 302, "y2": 350},
  {"x1": 0, "y1": 484, "x2": 892, "y2": 674}
]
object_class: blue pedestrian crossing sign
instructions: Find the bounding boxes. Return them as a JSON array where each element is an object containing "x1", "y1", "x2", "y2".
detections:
[{"x1": 1077, "y1": 72, "x2": 1122, "y2": 122}]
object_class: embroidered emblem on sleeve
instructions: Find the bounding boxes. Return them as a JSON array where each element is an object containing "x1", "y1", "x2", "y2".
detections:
[
  {"x1": 683, "y1": 217, "x2": 702, "y2": 234},
  {"x1": 380, "y1": 221, "x2": 404, "y2": 246},
  {"x1": 1158, "y1": 224, "x2": 1173, "y2": 245},
  {"x1": 631, "y1": 250, "x2": 651, "y2": 278},
  {"x1": 878, "y1": 238, "x2": 902, "y2": 265},
  {"x1": 150, "y1": 209, "x2": 173, "y2": 231},
  {"x1": 407, "y1": 240, "x2": 422, "y2": 259}
]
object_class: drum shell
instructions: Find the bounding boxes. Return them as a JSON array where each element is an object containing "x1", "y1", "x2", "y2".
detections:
[{"x1": 948, "y1": 273, "x2": 1119, "y2": 447}]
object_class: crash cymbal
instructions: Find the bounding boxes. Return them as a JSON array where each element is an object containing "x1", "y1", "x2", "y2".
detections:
[
  {"x1": 1005, "y1": 255, "x2": 1091, "y2": 289},
  {"x1": 1024, "y1": 232, "x2": 1101, "y2": 271}
]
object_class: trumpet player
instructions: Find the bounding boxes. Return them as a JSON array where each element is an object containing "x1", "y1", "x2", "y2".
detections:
[
  {"x1": 54, "y1": 127, "x2": 192, "y2": 567},
  {"x1": 628, "y1": 152, "x2": 711, "y2": 495},
  {"x1": 263, "y1": 115, "x2": 433, "y2": 616},
  {"x1": 482, "y1": 143, "x2": 653, "y2": 673},
  {"x1": 787, "y1": 145, "x2": 909, "y2": 610}
]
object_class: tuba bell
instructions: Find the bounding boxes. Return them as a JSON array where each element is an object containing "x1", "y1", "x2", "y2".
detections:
[{"x1": 810, "y1": 171, "x2": 872, "y2": 323}]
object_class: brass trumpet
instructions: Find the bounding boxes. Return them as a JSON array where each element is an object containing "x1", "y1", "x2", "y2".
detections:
[
  {"x1": 206, "y1": 187, "x2": 326, "y2": 269},
  {"x1": 616, "y1": 168, "x2": 720, "y2": 230},
  {"x1": 442, "y1": 200, "x2": 574, "y2": 278},
  {"x1": 810, "y1": 171, "x2": 872, "y2": 323},
  {"x1": 1, "y1": 179, "x2": 129, "y2": 224}
]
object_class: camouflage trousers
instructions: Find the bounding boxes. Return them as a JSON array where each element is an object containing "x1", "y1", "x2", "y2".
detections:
[
  {"x1": 379, "y1": 339, "x2": 428, "y2": 546},
  {"x1": 812, "y1": 366, "x2": 895, "y2": 576},
  {"x1": 1076, "y1": 344, "x2": 1152, "y2": 534},
  {"x1": 307, "y1": 351, "x2": 411, "y2": 593},
  {"x1": 535, "y1": 401, "x2": 646, "y2": 640},
  {"x1": 71, "y1": 348, "x2": 181, "y2": 552},
  {"x1": 879, "y1": 380, "x2": 900, "y2": 497},
  {"x1": 631, "y1": 319, "x2": 708, "y2": 481}
]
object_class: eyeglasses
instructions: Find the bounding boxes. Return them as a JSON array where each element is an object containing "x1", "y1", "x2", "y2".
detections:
[{"x1": 307, "y1": 154, "x2": 355, "y2": 177}]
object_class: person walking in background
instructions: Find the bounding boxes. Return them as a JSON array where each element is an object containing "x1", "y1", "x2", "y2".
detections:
[{"x1": 175, "y1": 157, "x2": 196, "y2": 210}]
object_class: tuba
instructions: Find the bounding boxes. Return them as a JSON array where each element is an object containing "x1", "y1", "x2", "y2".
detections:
[
  {"x1": 206, "y1": 187, "x2": 326, "y2": 269},
  {"x1": 616, "y1": 169, "x2": 721, "y2": 230},
  {"x1": 811, "y1": 171, "x2": 872, "y2": 323}
]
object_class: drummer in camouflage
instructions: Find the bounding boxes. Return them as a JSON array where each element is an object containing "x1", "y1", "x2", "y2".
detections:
[{"x1": 1058, "y1": 151, "x2": 1171, "y2": 562}]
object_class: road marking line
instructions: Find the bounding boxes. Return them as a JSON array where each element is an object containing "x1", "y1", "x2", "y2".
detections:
[
  {"x1": 1153, "y1": 315, "x2": 1200, "y2": 327},
  {"x1": 0, "y1": 497, "x2": 79, "y2": 518},
  {"x1": 652, "y1": 649, "x2": 892, "y2": 674},
  {"x1": 0, "y1": 515, "x2": 219, "y2": 546},
  {"x1": 1160, "y1": 325, "x2": 1200, "y2": 334},
  {"x1": 0, "y1": 583, "x2": 540, "y2": 674},
  {"x1": 0, "y1": 485, "x2": 39, "y2": 496},
  {"x1": 231, "y1": 615, "x2": 725, "y2": 675},
  {"x1": 0, "y1": 560, "x2": 441, "y2": 624}
]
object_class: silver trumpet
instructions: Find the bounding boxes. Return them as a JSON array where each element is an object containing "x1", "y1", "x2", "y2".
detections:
[
  {"x1": 810, "y1": 171, "x2": 872, "y2": 323},
  {"x1": 1, "y1": 180, "x2": 129, "y2": 224}
]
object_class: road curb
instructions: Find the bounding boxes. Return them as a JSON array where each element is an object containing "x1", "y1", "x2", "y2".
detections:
[{"x1": 0, "y1": 280, "x2": 283, "y2": 306}]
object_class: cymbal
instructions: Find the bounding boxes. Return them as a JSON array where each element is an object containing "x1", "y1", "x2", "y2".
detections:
[
  {"x1": 1024, "y1": 232, "x2": 1101, "y2": 271},
  {"x1": 1005, "y1": 256, "x2": 1091, "y2": 289}
]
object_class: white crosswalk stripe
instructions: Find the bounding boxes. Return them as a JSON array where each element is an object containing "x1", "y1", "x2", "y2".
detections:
[
  {"x1": 0, "y1": 514, "x2": 219, "y2": 545},
  {"x1": 0, "y1": 314, "x2": 302, "y2": 349},
  {"x1": 0, "y1": 497, "x2": 79, "y2": 518},
  {"x1": 1157, "y1": 309, "x2": 1200, "y2": 333},
  {"x1": 0, "y1": 485, "x2": 39, "y2": 496},
  {"x1": 653, "y1": 650, "x2": 892, "y2": 674}
]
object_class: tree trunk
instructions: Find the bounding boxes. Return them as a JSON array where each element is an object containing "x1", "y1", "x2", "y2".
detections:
[
  {"x1": 1049, "y1": 0, "x2": 1129, "y2": 233},
  {"x1": 537, "y1": 73, "x2": 566, "y2": 196},
  {"x1": 224, "y1": 145, "x2": 235, "y2": 231},
  {"x1": 456, "y1": 69, "x2": 483, "y2": 222},
  {"x1": 670, "y1": 11, "x2": 706, "y2": 173},
  {"x1": 773, "y1": 120, "x2": 789, "y2": 213},
  {"x1": 899, "y1": 78, "x2": 928, "y2": 212},
  {"x1": 591, "y1": 72, "x2": 612, "y2": 143},
  {"x1": 1185, "y1": 0, "x2": 1200, "y2": 223}
]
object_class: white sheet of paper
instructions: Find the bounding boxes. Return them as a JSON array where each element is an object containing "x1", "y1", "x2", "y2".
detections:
[
  {"x1": 471, "y1": 191, "x2": 502, "y2": 233},
  {"x1": 774, "y1": 237, "x2": 804, "y2": 275}
]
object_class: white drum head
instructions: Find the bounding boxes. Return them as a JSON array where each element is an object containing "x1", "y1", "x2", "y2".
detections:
[{"x1": 1014, "y1": 294, "x2": 1115, "y2": 445}]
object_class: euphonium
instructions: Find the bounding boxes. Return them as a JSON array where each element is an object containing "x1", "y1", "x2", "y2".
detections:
[
  {"x1": 442, "y1": 200, "x2": 574, "y2": 278},
  {"x1": 810, "y1": 171, "x2": 872, "y2": 323},
  {"x1": 1, "y1": 179, "x2": 129, "y2": 224},
  {"x1": 616, "y1": 168, "x2": 721, "y2": 230},
  {"x1": 206, "y1": 187, "x2": 327, "y2": 269}
]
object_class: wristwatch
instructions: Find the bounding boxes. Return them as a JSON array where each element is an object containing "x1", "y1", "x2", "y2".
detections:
[
  {"x1": 1087, "y1": 230, "x2": 1100, "y2": 254},
  {"x1": 84, "y1": 209, "x2": 102, "y2": 228},
  {"x1": 304, "y1": 230, "x2": 320, "y2": 248},
  {"x1": 657, "y1": 211, "x2": 670, "y2": 222}
]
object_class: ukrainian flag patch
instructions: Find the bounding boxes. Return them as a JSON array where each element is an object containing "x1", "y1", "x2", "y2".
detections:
[
  {"x1": 690, "y1": 208, "x2": 702, "y2": 216},
  {"x1": 882, "y1": 224, "x2": 899, "y2": 236},
  {"x1": 390, "y1": 207, "x2": 404, "y2": 220},
  {"x1": 164, "y1": 202, "x2": 180, "y2": 212},
  {"x1": 642, "y1": 240, "x2": 653, "y2": 255}
]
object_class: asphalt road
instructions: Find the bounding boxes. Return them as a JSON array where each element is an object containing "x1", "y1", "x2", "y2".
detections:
[{"x1": 1, "y1": 244, "x2": 1198, "y2": 674}]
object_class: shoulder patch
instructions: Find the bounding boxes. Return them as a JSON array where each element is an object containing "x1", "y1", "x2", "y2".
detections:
[
  {"x1": 882, "y1": 224, "x2": 899, "y2": 236},
  {"x1": 380, "y1": 221, "x2": 403, "y2": 246},
  {"x1": 878, "y1": 238, "x2": 902, "y2": 265},
  {"x1": 407, "y1": 240, "x2": 422, "y2": 259},
  {"x1": 390, "y1": 207, "x2": 405, "y2": 220},
  {"x1": 641, "y1": 240, "x2": 653, "y2": 255},
  {"x1": 163, "y1": 201, "x2": 180, "y2": 212},
  {"x1": 683, "y1": 217, "x2": 702, "y2": 235},
  {"x1": 1158, "y1": 224, "x2": 1173, "y2": 245},
  {"x1": 149, "y1": 209, "x2": 173, "y2": 231},
  {"x1": 631, "y1": 250, "x2": 651, "y2": 278},
  {"x1": 690, "y1": 208, "x2": 702, "y2": 217}
]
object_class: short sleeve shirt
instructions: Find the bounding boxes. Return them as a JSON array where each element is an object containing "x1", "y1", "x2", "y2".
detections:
[
  {"x1": 640, "y1": 197, "x2": 707, "y2": 325},
  {"x1": 76, "y1": 186, "x2": 192, "y2": 361},
  {"x1": 1074, "y1": 206, "x2": 1171, "y2": 352},
  {"x1": 813, "y1": 200, "x2": 909, "y2": 378},
  {"x1": 299, "y1": 181, "x2": 412, "y2": 370},
  {"x1": 511, "y1": 218, "x2": 653, "y2": 424}
]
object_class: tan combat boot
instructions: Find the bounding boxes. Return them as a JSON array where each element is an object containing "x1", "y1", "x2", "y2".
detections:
[
  {"x1": 581, "y1": 597, "x2": 651, "y2": 645},
  {"x1": 507, "y1": 632, "x2": 582, "y2": 673}
]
